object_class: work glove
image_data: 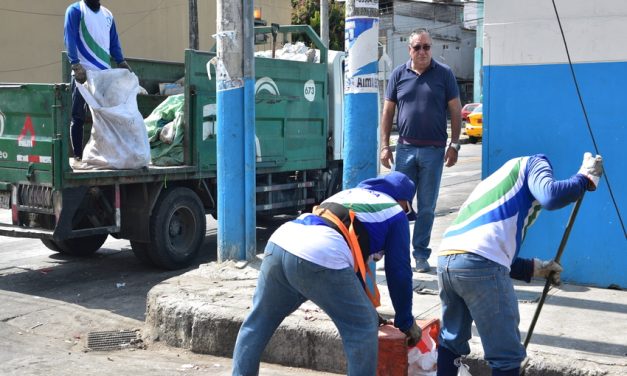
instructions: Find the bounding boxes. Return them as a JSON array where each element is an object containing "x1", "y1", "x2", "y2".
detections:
[
  {"x1": 578, "y1": 152, "x2": 603, "y2": 191},
  {"x1": 71, "y1": 63, "x2": 87, "y2": 84},
  {"x1": 533, "y1": 258, "x2": 563, "y2": 286},
  {"x1": 378, "y1": 314, "x2": 392, "y2": 327},
  {"x1": 118, "y1": 60, "x2": 132, "y2": 72},
  {"x1": 403, "y1": 321, "x2": 422, "y2": 347}
]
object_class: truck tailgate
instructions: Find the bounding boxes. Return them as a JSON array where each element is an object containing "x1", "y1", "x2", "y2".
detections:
[{"x1": 0, "y1": 84, "x2": 67, "y2": 187}]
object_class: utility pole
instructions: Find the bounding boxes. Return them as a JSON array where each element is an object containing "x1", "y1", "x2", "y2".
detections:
[
  {"x1": 343, "y1": 0, "x2": 379, "y2": 188},
  {"x1": 189, "y1": 0, "x2": 199, "y2": 49},
  {"x1": 216, "y1": 0, "x2": 256, "y2": 261},
  {"x1": 321, "y1": 0, "x2": 329, "y2": 48}
]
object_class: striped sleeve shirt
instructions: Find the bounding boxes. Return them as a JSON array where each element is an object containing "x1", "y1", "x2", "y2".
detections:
[
  {"x1": 269, "y1": 187, "x2": 414, "y2": 330},
  {"x1": 440, "y1": 154, "x2": 587, "y2": 269},
  {"x1": 64, "y1": 1, "x2": 124, "y2": 70}
]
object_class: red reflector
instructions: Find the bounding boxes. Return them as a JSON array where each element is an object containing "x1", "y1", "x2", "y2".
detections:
[{"x1": 12, "y1": 204, "x2": 18, "y2": 224}]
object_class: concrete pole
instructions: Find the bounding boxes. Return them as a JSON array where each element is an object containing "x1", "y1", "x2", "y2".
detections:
[
  {"x1": 343, "y1": 0, "x2": 379, "y2": 188},
  {"x1": 189, "y1": 0, "x2": 199, "y2": 49},
  {"x1": 320, "y1": 0, "x2": 329, "y2": 48},
  {"x1": 473, "y1": 0, "x2": 484, "y2": 103},
  {"x1": 216, "y1": 0, "x2": 256, "y2": 261}
]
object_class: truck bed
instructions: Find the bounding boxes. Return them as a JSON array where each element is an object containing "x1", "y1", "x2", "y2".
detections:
[{"x1": 64, "y1": 164, "x2": 203, "y2": 186}]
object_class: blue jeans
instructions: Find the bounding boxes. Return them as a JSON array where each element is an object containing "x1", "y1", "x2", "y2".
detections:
[
  {"x1": 71, "y1": 78, "x2": 87, "y2": 159},
  {"x1": 232, "y1": 242, "x2": 379, "y2": 376},
  {"x1": 394, "y1": 144, "x2": 445, "y2": 260},
  {"x1": 437, "y1": 253, "x2": 526, "y2": 372}
]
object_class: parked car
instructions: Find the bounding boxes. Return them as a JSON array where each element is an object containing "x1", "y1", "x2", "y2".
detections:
[
  {"x1": 461, "y1": 102, "x2": 481, "y2": 122},
  {"x1": 465, "y1": 104, "x2": 482, "y2": 143}
]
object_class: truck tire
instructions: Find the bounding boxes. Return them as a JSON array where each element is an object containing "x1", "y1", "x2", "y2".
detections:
[
  {"x1": 148, "y1": 187, "x2": 206, "y2": 270},
  {"x1": 41, "y1": 234, "x2": 108, "y2": 256},
  {"x1": 41, "y1": 239, "x2": 63, "y2": 253},
  {"x1": 130, "y1": 241, "x2": 155, "y2": 266}
]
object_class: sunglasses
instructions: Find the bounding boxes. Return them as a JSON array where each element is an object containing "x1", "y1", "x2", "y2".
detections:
[{"x1": 411, "y1": 44, "x2": 431, "y2": 52}]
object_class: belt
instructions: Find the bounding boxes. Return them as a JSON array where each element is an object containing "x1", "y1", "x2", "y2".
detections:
[{"x1": 438, "y1": 249, "x2": 468, "y2": 256}]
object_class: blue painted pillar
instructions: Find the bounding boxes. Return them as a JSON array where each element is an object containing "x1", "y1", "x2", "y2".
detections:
[
  {"x1": 216, "y1": 0, "x2": 256, "y2": 261},
  {"x1": 343, "y1": 0, "x2": 379, "y2": 189}
]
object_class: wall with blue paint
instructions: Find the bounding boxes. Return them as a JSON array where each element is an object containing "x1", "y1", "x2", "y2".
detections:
[{"x1": 484, "y1": 0, "x2": 627, "y2": 287}]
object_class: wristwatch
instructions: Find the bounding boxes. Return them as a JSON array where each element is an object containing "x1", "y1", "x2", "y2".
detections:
[{"x1": 448, "y1": 142, "x2": 460, "y2": 151}]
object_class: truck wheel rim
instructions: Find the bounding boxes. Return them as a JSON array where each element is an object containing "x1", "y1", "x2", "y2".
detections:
[{"x1": 168, "y1": 206, "x2": 196, "y2": 255}]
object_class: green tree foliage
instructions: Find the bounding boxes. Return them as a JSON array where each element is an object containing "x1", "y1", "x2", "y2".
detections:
[{"x1": 291, "y1": 0, "x2": 346, "y2": 51}]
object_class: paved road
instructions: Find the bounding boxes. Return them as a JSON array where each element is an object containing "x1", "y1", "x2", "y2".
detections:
[{"x1": 0, "y1": 144, "x2": 483, "y2": 375}]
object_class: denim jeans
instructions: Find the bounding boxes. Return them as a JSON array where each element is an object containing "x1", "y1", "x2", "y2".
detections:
[
  {"x1": 394, "y1": 144, "x2": 445, "y2": 260},
  {"x1": 437, "y1": 253, "x2": 526, "y2": 372},
  {"x1": 232, "y1": 242, "x2": 379, "y2": 376},
  {"x1": 71, "y1": 78, "x2": 87, "y2": 159}
]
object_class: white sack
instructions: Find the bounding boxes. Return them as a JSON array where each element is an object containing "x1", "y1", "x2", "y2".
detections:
[
  {"x1": 75, "y1": 69, "x2": 150, "y2": 170},
  {"x1": 407, "y1": 333, "x2": 437, "y2": 376}
]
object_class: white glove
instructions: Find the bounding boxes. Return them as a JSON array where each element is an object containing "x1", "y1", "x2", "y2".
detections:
[
  {"x1": 533, "y1": 258, "x2": 563, "y2": 286},
  {"x1": 578, "y1": 152, "x2": 603, "y2": 191}
]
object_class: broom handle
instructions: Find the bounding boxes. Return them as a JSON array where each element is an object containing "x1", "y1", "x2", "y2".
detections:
[{"x1": 520, "y1": 195, "x2": 584, "y2": 374}]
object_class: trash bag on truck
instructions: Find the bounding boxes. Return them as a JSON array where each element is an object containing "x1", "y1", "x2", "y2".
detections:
[
  {"x1": 75, "y1": 69, "x2": 151, "y2": 169},
  {"x1": 144, "y1": 94, "x2": 184, "y2": 166}
]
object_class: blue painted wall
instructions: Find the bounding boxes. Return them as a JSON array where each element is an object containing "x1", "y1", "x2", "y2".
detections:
[{"x1": 483, "y1": 62, "x2": 627, "y2": 287}]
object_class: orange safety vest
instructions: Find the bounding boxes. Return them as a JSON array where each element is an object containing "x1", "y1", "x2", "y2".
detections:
[{"x1": 313, "y1": 205, "x2": 381, "y2": 307}]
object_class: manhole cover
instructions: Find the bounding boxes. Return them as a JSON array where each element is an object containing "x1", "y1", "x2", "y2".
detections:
[{"x1": 87, "y1": 329, "x2": 140, "y2": 351}]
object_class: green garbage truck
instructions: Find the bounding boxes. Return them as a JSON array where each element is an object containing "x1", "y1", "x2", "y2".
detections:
[{"x1": 0, "y1": 25, "x2": 345, "y2": 269}]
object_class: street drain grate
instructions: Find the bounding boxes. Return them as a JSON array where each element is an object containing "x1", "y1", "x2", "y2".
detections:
[{"x1": 87, "y1": 329, "x2": 139, "y2": 351}]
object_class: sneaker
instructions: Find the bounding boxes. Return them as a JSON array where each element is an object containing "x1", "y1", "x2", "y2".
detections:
[{"x1": 415, "y1": 258, "x2": 431, "y2": 273}]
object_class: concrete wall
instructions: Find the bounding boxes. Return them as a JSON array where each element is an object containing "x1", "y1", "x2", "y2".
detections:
[
  {"x1": 484, "y1": 0, "x2": 627, "y2": 287},
  {"x1": 0, "y1": 0, "x2": 292, "y2": 83}
]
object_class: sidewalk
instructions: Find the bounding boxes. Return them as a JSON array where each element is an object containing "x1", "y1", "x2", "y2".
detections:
[{"x1": 143, "y1": 150, "x2": 626, "y2": 375}]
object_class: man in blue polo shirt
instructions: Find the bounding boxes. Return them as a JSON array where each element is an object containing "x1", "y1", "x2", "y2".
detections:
[{"x1": 379, "y1": 28, "x2": 462, "y2": 273}]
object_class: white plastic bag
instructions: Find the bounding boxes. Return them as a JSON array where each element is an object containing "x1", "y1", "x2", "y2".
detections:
[
  {"x1": 75, "y1": 68, "x2": 150, "y2": 169},
  {"x1": 408, "y1": 332, "x2": 437, "y2": 376},
  {"x1": 455, "y1": 357, "x2": 472, "y2": 376}
]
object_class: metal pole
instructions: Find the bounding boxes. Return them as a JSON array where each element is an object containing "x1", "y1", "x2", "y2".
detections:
[
  {"x1": 189, "y1": 0, "x2": 199, "y2": 50},
  {"x1": 321, "y1": 0, "x2": 329, "y2": 48},
  {"x1": 216, "y1": 0, "x2": 256, "y2": 261},
  {"x1": 343, "y1": 0, "x2": 379, "y2": 189},
  {"x1": 520, "y1": 196, "x2": 584, "y2": 375}
]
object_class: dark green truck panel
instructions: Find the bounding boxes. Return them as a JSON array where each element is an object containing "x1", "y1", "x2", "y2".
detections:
[{"x1": 0, "y1": 84, "x2": 70, "y2": 187}]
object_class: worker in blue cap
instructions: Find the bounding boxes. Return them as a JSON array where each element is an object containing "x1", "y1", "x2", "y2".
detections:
[{"x1": 232, "y1": 171, "x2": 422, "y2": 376}]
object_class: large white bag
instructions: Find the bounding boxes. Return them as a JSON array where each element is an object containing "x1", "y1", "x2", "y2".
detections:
[{"x1": 75, "y1": 69, "x2": 150, "y2": 170}]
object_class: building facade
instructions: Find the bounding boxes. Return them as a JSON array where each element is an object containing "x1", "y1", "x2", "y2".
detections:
[{"x1": 379, "y1": 0, "x2": 477, "y2": 104}]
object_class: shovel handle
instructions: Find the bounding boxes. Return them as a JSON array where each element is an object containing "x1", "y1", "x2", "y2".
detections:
[{"x1": 520, "y1": 195, "x2": 584, "y2": 375}]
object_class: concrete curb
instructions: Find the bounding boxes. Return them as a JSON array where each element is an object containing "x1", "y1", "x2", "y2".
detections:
[
  {"x1": 144, "y1": 261, "x2": 349, "y2": 374},
  {"x1": 144, "y1": 260, "x2": 625, "y2": 376}
]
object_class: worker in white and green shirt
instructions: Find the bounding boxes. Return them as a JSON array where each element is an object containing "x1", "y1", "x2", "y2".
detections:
[
  {"x1": 64, "y1": 0, "x2": 130, "y2": 161},
  {"x1": 436, "y1": 153, "x2": 603, "y2": 376}
]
